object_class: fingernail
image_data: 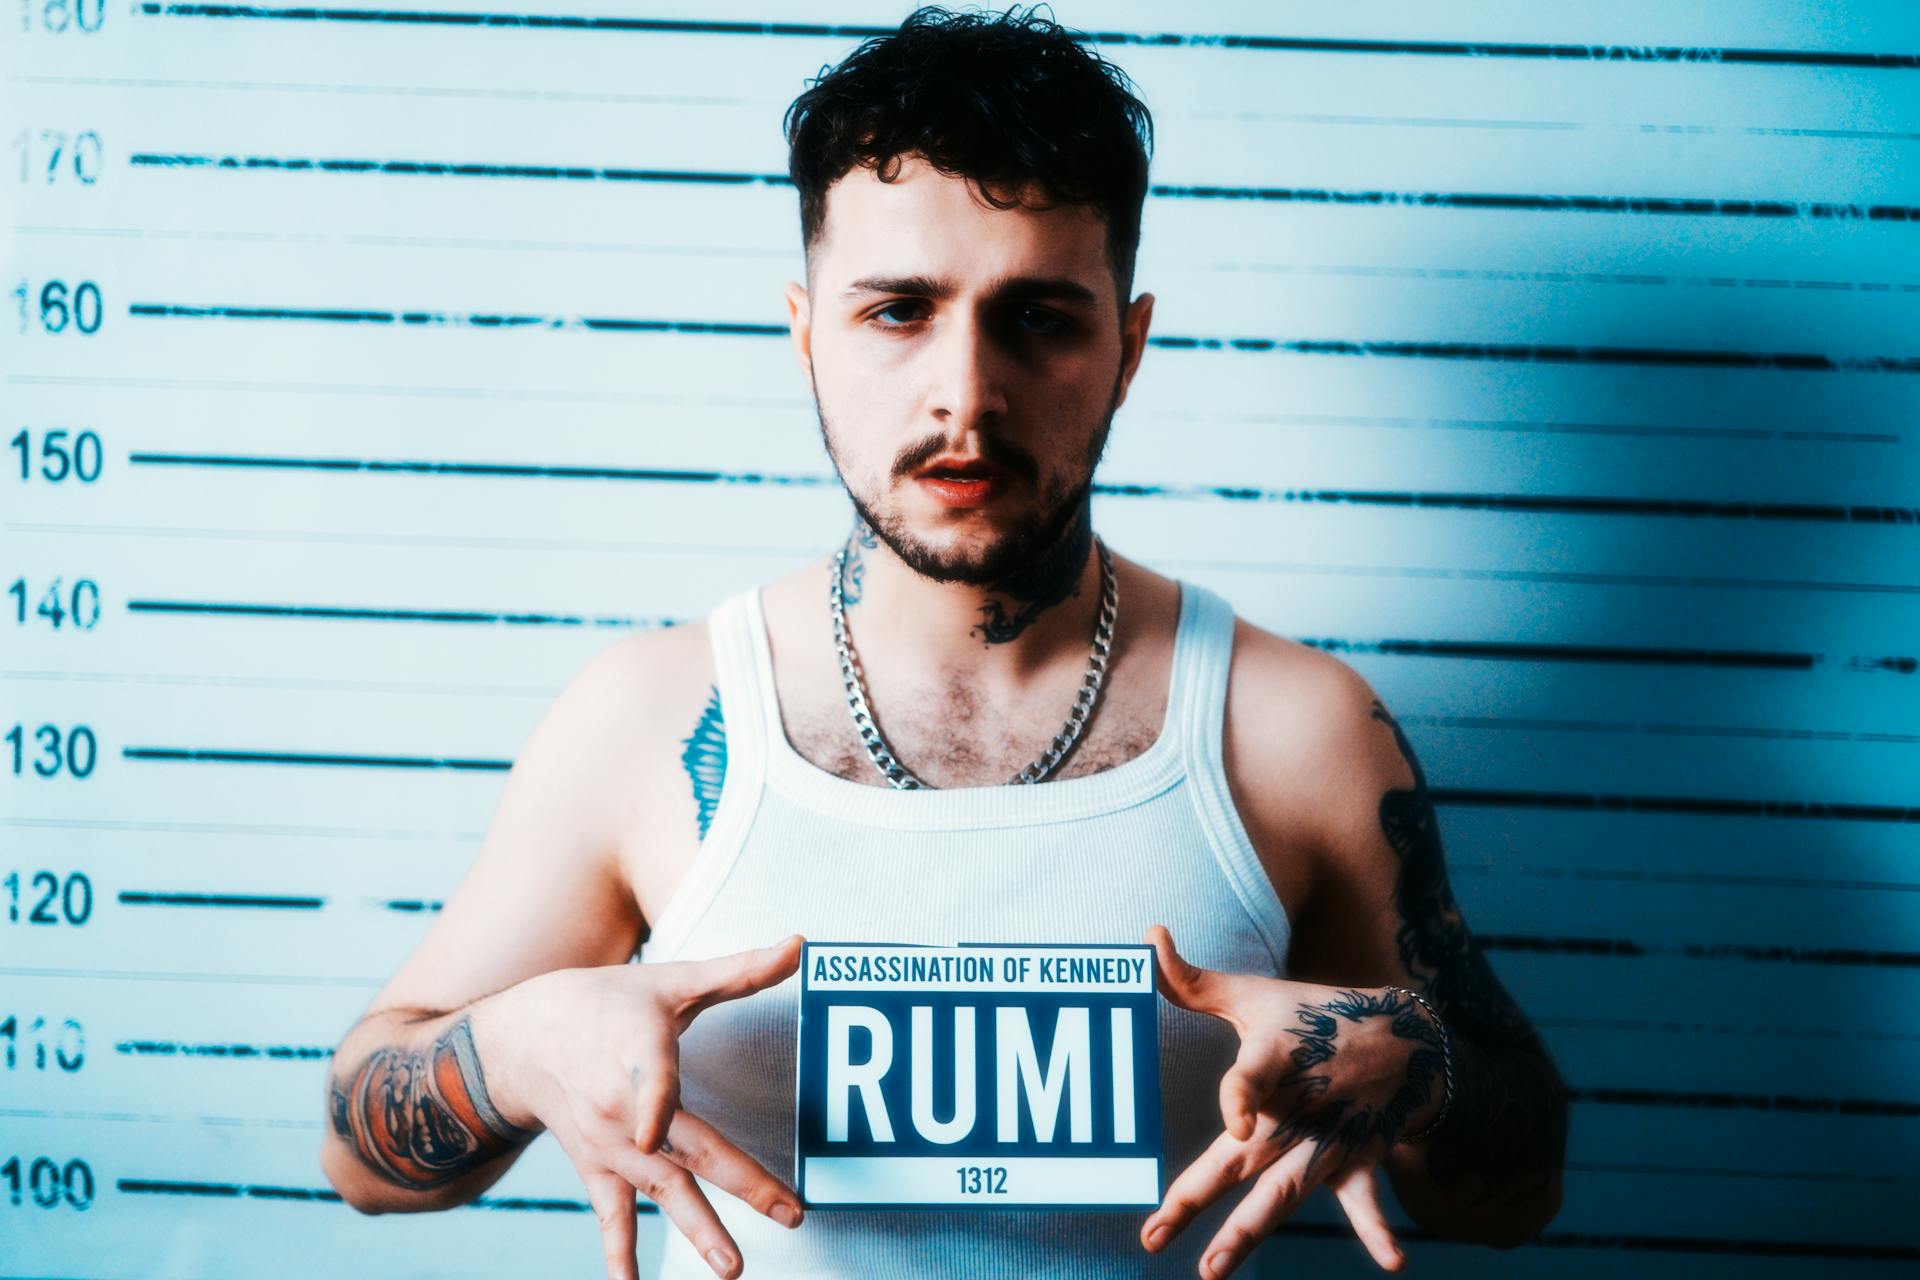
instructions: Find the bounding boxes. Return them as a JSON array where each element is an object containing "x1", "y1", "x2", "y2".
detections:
[
  {"x1": 1145, "y1": 1224, "x2": 1167, "y2": 1250},
  {"x1": 705, "y1": 1247, "x2": 735, "y2": 1276},
  {"x1": 1206, "y1": 1251, "x2": 1231, "y2": 1276},
  {"x1": 772, "y1": 1202, "x2": 800, "y2": 1227}
]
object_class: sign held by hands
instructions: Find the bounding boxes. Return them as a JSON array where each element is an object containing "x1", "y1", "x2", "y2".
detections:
[{"x1": 795, "y1": 942, "x2": 1161, "y2": 1208}]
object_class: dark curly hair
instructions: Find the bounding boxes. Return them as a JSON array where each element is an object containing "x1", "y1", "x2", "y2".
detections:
[{"x1": 784, "y1": 4, "x2": 1154, "y2": 304}]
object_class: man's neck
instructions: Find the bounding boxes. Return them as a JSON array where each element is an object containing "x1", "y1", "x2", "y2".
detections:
[{"x1": 836, "y1": 514, "x2": 1103, "y2": 686}]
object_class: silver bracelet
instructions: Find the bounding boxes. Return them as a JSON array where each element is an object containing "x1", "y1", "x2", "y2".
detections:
[{"x1": 1384, "y1": 985, "x2": 1453, "y2": 1144}]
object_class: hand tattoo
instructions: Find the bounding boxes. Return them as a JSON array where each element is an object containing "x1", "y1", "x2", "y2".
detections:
[
  {"x1": 1371, "y1": 700, "x2": 1570, "y2": 1202},
  {"x1": 328, "y1": 1017, "x2": 537, "y2": 1190},
  {"x1": 971, "y1": 500, "x2": 1094, "y2": 645},
  {"x1": 1260, "y1": 988, "x2": 1447, "y2": 1185}
]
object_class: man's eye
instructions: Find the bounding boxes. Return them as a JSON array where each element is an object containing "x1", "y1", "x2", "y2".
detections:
[
  {"x1": 871, "y1": 301, "x2": 926, "y2": 327},
  {"x1": 1013, "y1": 306, "x2": 1070, "y2": 336}
]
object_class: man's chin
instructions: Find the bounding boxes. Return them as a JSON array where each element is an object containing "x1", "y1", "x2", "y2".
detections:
[{"x1": 880, "y1": 532, "x2": 1027, "y2": 586}]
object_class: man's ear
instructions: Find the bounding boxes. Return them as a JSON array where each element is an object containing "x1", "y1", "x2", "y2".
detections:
[
  {"x1": 1113, "y1": 290, "x2": 1155, "y2": 411},
  {"x1": 783, "y1": 280, "x2": 813, "y2": 381}
]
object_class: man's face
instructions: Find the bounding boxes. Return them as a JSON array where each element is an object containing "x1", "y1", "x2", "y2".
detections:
[{"x1": 784, "y1": 154, "x2": 1154, "y2": 586}]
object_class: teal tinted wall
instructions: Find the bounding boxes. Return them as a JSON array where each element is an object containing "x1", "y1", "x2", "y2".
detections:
[{"x1": 3, "y1": 2, "x2": 1915, "y2": 1275}]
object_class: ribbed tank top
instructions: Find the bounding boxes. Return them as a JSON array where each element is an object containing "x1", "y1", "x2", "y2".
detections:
[{"x1": 637, "y1": 578, "x2": 1292, "y2": 1278}]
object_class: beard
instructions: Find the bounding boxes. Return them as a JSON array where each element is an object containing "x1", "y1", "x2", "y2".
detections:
[{"x1": 814, "y1": 376, "x2": 1119, "y2": 588}]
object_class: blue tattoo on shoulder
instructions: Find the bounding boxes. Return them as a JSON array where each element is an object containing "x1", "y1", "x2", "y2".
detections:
[{"x1": 680, "y1": 685, "x2": 727, "y2": 841}]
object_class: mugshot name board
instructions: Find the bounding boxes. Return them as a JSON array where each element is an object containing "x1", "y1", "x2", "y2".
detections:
[{"x1": 795, "y1": 942, "x2": 1162, "y2": 1207}]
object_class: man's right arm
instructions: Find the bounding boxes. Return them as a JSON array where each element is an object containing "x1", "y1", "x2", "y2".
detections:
[
  {"x1": 317, "y1": 623, "x2": 803, "y2": 1280},
  {"x1": 320, "y1": 998, "x2": 539, "y2": 1213},
  {"x1": 316, "y1": 627, "x2": 675, "y2": 1213}
]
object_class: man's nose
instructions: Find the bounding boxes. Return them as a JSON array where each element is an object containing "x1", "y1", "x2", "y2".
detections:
[{"x1": 925, "y1": 310, "x2": 1010, "y2": 431}]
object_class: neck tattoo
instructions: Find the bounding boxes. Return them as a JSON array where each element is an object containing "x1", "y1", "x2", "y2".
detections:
[
  {"x1": 828, "y1": 534, "x2": 1119, "y2": 790},
  {"x1": 971, "y1": 507, "x2": 1094, "y2": 646}
]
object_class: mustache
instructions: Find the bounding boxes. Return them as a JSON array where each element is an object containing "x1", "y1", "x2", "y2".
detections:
[{"x1": 890, "y1": 432, "x2": 1041, "y2": 483}]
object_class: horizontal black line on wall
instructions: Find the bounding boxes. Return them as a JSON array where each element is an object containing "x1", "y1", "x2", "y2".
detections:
[
  {"x1": 1505, "y1": 865, "x2": 1920, "y2": 894},
  {"x1": 101, "y1": 1038, "x2": 1920, "y2": 1119},
  {"x1": 123, "y1": 746, "x2": 512, "y2": 770},
  {"x1": 1478, "y1": 933, "x2": 1920, "y2": 968},
  {"x1": 1412, "y1": 713, "x2": 1920, "y2": 747},
  {"x1": 1568, "y1": 1086, "x2": 1920, "y2": 1117},
  {"x1": 94, "y1": 878, "x2": 1920, "y2": 968},
  {"x1": 115, "y1": 1176, "x2": 655, "y2": 1213},
  {"x1": 1567, "y1": 1159, "x2": 1905, "y2": 1186},
  {"x1": 118, "y1": 1039, "x2": 331, "y2": 1059},
  {"x1": 111, "y1": 1173, "x2": 1920, "y2": 1259},
  {"x1": 119, "y1": 890, "x2": 324, "y2": 909},
  {"x1": 125, "y1": 154, "x2": 1920, "y2": 224},
  {"x1": 136, "y1": 5, "x2": 1920, "y2": 71},
  {"x1": 125, "y1": 304, "x2": 1920, "y2": 374},
  {"x1": 123, "y1": 452, "x2": 1920, "y2": 525},
  {"x1": 115, "y1": 747, "x2": 1913, "y2": 823},
  {"x1": 127, "y1": 598, "x2": 675, "y2": 627},
  {"x1": 1278, "y1": 1219, "x2": 1920, "y2": 1262},
  {"x1": 1437, "y1": 786, "x2": 1919, "y2": 823},
  {"x1": 1537, "y1": 1013, "x2": 1920, "y2": 1044},
  {"x1": 130, "y1": 604, "x2": 1912, "y2": 674},
  {"x1": 1304, "y1": 637, "x2": 1821, "y2": 669}
]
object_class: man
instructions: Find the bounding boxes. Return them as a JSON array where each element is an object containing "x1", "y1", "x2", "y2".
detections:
[{"x1": 319, "y1": 9, "x2": 1568, "y2": 1279}]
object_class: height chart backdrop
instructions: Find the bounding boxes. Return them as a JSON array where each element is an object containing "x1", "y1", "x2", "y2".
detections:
[{"x1": 4, "y1": 2, "x2": 1917, "y2": 1276}]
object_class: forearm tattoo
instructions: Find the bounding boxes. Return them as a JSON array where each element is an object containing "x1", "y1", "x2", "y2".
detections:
[
  {"x1": 1260, "y1": 988, "x2": 1448, "y2": 1186},
  {"x1": 971, "y1": 499, "x2": 1094, "y2": 645},
  {"x1": 328, "y1": 1017, "x2": 537, "y2": 1190},
  {"x1": 1371, "y1": 700, "x2": 1570, "y2": 1202}
]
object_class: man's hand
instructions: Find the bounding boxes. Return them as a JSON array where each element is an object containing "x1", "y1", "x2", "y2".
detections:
[
  {"x1": 1140, "y1": 925, "x2": 1449, "y2": 1277},
  {"x1": 471, "y1": 935, "x2": 807, "y2": 1280}
]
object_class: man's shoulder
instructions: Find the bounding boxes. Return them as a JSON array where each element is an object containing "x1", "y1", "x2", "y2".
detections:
[
  {"x1": 1219, "y1": 613, "x2": 1411, "y2": 885},
  {"x1": 1224, "y1": 613, "x2": 1387, "y2": 760},
  {"x1": 572, "y1": 613, "x2": 718, "y2": 716}
]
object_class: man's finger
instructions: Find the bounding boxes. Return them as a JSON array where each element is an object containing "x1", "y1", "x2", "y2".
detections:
[
  {"x1": 630, "y1": 1041, "x2": 681, "y2": 1155},
  {"x1": 581, "y1": 1169, "x2": 640, "y2": 1280},
  {"x1": 1139, "y1": 1115, "x2": 1290, "y2": 1252},
  {"x1": 666, "y1": 935, "x2": 805, "y2": 1020},
  {"x1": 1198, "y1": 1138, "x2": 1327, "y2": 1278},
  {"x1": 1330, "y1": 1162, "x2": 1405, "y2": 1272},
  {"x1": 662, "y1": 1109, "x2": 805, "y2": 1230},
  {"x1": 1219, "y1": 1034, "x2": 1287, "y2": 1143},
  {"x1": 605, "y1": 1148, "x2": 742, "y2": 1280},
  {"x1": 1145, "y1": 924, "x2": 1238, "y2": 1022}
]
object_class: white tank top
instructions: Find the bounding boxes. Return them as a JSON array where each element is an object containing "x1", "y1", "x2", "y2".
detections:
[{"x1": 638, "y1": 578, "x2": 1292, "y2": 1278}]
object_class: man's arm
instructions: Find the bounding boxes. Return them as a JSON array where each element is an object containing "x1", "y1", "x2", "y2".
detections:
[
  {"x1": 319, "y1": 632, "x2": 657, "y2": 1213},
  {"x1": 1275, "y1": 667, "x2": 1570, "y2": 1245},
  {"x1": 321, "y1": 1001, "x2": 542, "y2": 1213}
]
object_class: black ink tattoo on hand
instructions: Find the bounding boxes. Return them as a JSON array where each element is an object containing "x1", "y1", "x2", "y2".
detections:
[
  {"x1": 328, "y1": 1017, "x2": 537, "y2": 1190},
  {"x1": 1256, "y1": 988, "x2": 1447, "y2": 1186}
]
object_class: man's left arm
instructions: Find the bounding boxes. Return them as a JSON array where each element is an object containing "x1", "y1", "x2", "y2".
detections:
[
  {"x1": 1274, "y1": 674, "x2": 1571, "y2": 1244},
  {"x1": 1139, "y1": 643, "x2": 1571, "y2": 1273}
]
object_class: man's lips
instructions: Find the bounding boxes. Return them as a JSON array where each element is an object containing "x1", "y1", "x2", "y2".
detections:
[{"x1": 914, "y1": 462, "x2": 1008, "y2": 508}]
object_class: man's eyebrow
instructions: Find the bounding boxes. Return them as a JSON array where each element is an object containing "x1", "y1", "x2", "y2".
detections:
[{"x1": 840, "y1": 274, "x2": 1101, "y2": 306}]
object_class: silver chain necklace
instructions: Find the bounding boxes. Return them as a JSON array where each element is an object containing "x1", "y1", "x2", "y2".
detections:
[{"x1": 829, "y1": 535, "x2": 1118, "y2": 790}]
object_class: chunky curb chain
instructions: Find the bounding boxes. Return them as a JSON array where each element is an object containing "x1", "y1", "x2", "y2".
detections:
[{"x1": 829, "y1": 535, "x2": 1118, "y2": 790}]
